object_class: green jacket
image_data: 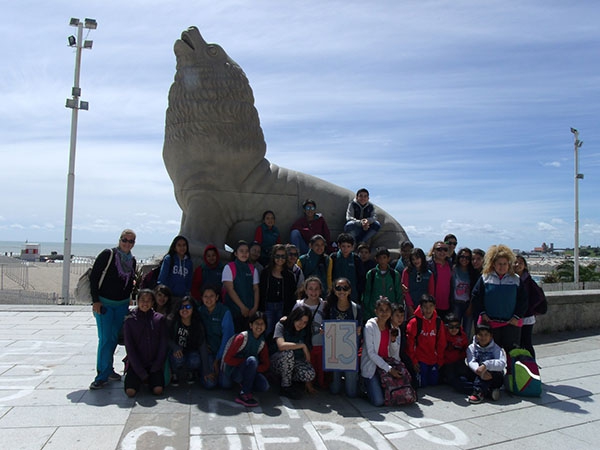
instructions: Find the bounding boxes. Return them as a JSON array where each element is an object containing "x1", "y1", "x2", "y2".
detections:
[{"x1": 362, "y1": 265, "x2": 403, "y2": 320}]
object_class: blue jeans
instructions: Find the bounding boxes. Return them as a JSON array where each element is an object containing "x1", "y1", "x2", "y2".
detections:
[
  {"x1": 344, "y1": 221, "x2": 381, "y2": 243},
  {"x1": 418, "y1": 362, "x2": 439, "y2": 388},
  {"x1": 264, "y1": 302, "x2": 283, "y2": 337},
  {"x1": 221, "y1": 356, "x2": 270, "y2": 394},
  {"x1": 363, "y1": 374, "x2": 385, "y2": 406},
  {"x1": 290, "y1": 229, "x2": 309, "y2": 255},
  {"x1": 94, "y1": 297, "x2": 130, "y2": 383},
  {"x1": 452, "y1": 301, "x2": 473, "y2": 337},
  {"x1": 169, "y1": 350, "x2": 202, "y2": 372},
  {"x1": 202, "y1": 353, "x2": 221, "y2": 389},
  {"x1": 330, "y1": 370, "x2": 359, "y2": 398}
]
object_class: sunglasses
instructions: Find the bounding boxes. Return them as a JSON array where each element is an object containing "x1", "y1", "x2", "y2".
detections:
[
  {"x1": 179, "y1": 304, "x2": 193, "y2": 310},
  {"x1": 304, "y1": 206, "x2": 316, "y2": 211},
  {"x1": 288, "y1": 252, "x2": 298, "y2": 257},
  {"x1": 447, "y1": 325, "x2": 460, "y2": 330},
  {"x1": 459, "y1": 255, "x2": 471, "y2": 260},
  {"x1": 445, "y1": 241, "x2": 457, "y2": 246},
  {"x1": 335, "y1": 285, "x2": 351, "y2": 292},
  {"x1": 274, "y1": 254, "x2": 286, "y2": 259},
  {"x1": 435, "y1": 247, "x2": 449, "y2": 252},
  {"x1": 120, "y1": 238, "x2": 135, "y2": 244}
]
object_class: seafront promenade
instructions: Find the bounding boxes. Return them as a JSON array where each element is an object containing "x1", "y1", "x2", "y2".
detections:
[{"x1": 0, "y1": 303, "x2": 598, "y2": 450}]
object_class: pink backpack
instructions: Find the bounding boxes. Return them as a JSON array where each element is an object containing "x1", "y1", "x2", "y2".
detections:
[{"x1": 377, "y1": 359, "x2": 417, "y2": 406}]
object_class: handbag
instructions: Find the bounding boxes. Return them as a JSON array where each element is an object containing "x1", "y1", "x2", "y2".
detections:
[{"x1": 75, "y1": 250, "x2": 114, "y2": 303}]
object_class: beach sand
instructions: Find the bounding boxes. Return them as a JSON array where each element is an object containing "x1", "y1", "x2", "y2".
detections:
[{"x1": 0, "y1": 256, "x2": 90, "y2": 303}]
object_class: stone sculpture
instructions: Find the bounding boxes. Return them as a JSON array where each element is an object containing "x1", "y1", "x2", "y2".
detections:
[{"x1": 163, "y1": 27, "x2": 408, "y2": 257}]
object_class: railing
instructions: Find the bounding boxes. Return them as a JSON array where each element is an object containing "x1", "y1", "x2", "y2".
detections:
[
  {"x1": 0, "y1": 260, "x2": 32, "y2": 290},
  {"x1": 0, "y1": 256, "x2": 94, "y2": 304}
]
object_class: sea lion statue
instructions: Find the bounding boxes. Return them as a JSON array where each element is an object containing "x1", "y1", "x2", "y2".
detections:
[{"x1": 163, "y1": 26, "x2": 408, "y2": 256}]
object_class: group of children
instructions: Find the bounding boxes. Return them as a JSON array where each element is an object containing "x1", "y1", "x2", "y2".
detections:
[{"x1": 111, "y1": 190, "x2": 544, "y2": 407}]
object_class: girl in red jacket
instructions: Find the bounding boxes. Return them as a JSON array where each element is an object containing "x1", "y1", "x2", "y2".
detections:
[{"x1": 221, "y1": 312, "x2": 270, "y2": 407}]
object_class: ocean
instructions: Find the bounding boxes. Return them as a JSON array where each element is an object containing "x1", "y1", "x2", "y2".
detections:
[{"x1": 0, "y1": 240, "x2": 168, "y2": 263}]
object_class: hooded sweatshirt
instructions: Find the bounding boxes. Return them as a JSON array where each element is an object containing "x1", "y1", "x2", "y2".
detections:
[
  {"x1": 123, "y1": 308, "x2": 168, "y2": 380},
  {"x1": 158, "y1": 254, "x2": 193, "y2": 298},
  {"x1": 406, "y1": 305, "x2": 447, "y2": 367},
  {"x1": 191, "y1": 245, "x2": 225, "y2": 300},
  {"x1": 466, "y1": 335, "x2": 506, "y2": 374}
]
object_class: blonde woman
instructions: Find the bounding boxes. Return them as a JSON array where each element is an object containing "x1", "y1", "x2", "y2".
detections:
[{"x1": 471, "y1": 244, "x2": 527, "y2": 353}]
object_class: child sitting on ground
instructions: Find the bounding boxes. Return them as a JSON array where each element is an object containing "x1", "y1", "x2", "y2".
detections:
[
  {"x1": 466, "y1": 324, "x2": 506, "y2": 404},
  {"x1": 221, "y1": 312, "x2": 270, "y2": 407},
  {"x1": 406, "y1": 294, "x2": 447, "y2": 388},
  {"x1": 440, "y1": 313, "x2": 469, "y2": 392}
]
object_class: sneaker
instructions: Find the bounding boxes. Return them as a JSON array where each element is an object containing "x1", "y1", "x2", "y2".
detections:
[
  {"x1": 280, "y1": 386, "x2": 302, "y2": 400},
  {"x1": 186, "y1": 372, "x2": 196, "y2": 385},
  {"x1": 171, "y1": 373, "x2": 179, "y2": 387},
  {"x1": 89, "y1": 380, "x2": 108, "y2": 390},
  {"x1": 491, "y1": 388, "x2": 501, "y2": 401},
  {"x1": 235, "y1": 392, "x2": 259, "y2": 407},
  {"x1": 108, "y1": 371, "x2": 122, "y2": 381},
  {"x1": 468, "y1": 391, "x2": 483, "y2": 404}
]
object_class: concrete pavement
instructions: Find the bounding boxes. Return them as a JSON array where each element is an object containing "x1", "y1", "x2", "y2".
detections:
[{"x1": 0, "y1": 304, "x2": 598, "y2": 450}]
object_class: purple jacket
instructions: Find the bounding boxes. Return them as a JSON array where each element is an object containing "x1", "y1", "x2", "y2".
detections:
[{"x1": 123, "y1": 308, "x2": 168, "y2": 379}]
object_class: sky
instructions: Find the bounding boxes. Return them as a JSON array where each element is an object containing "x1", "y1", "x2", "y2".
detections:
[{"x1": 1, "y1": 0, "x2": 599, "y2": 253}]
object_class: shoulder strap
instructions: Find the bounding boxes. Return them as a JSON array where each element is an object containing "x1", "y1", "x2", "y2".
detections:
[
  {"x1": 414, "y1": 316, "x2": 441, "y2": 347},
  {"x1": 415, "y1": 316, "x2": 422, "y2": 347},
  {"x1": 228, "y1": 261, "x2": 237, "y2": 279},
  {"x1": 98, "y1": 249, "x2": 114, "y2": 289}
]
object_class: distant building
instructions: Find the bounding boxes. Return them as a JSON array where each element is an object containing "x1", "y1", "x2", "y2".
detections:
[{"x1": 20, "y1": 243, "x2": 41, "y2": 262}]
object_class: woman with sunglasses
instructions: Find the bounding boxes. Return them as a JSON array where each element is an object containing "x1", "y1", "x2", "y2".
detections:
[
  {"x1": 259, "y1": 244, "x2": 297, "y2": 336},
  {"x1": 427, "y1": 241, "x2": 453, "y2": 319},
  {"x1": 323, "y1": 278, "x2": 362, "y2": 397},
  {"x1": 89, "y1": 229, "x2": 137, "y2": 390},
  {"x1": 167, "y1": 296, "x2": 210, "y2": 386}
]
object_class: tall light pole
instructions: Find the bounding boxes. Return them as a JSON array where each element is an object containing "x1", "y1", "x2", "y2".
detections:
[
  {"x1": 570, "y1": 127, "x2": 584, "y2": 284},
  {"x1": 61, "y1": 17, "x2": 97, "y2": 304}
]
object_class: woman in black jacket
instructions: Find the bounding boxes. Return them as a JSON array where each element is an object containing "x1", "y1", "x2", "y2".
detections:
[{"x1": 89, "y1": 229, "x2": 137, "y2": 390}]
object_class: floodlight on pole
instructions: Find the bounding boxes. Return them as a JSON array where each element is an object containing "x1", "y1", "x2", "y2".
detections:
[
  {"x1": 570, "y1": 127, "x2": 583, "y2": 284},
  {"x1": 61, "y1": 17, "x2": 97, "y2": 304}
]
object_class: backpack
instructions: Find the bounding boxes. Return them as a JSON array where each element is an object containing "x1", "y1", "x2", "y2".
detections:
[
  {"x1": 377, "y1": 357, "x2": 417, "y2": 406},
  {"x1": 505, "y1": 348, "x2": 542, "y2": 397},
  {"x1": 75, "y1": 249, "x2": 114, "y2": 303},
  {"x1": 414, "y1": 315, "x2": 442, "y2": 347},
  {"x1": 221, "y1": 261, "x2": 256, "y2": 301},
  {"x1": 140, "y1": 265, "x2": 161, "y2": 290},
  {"x1": 367, "y1": 267, "x2": 398, "y2": 301},
  {"x1": 220, "y1": 330, "x2": 265, "y2": 372},
  {"x1": 531, "y1": 282, "x2": 548, "y2": 315}
]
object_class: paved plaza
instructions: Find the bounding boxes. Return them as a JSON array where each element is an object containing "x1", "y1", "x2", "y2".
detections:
[{"x1": 0, "y1": 304, "x2": 598, "y2": 450}]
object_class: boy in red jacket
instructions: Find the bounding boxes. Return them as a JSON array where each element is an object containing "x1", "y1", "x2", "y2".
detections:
[
  {"x1": 440, "y1": 313, "x2": 470, "y2": 392},
  {"x1": 406, "y1": 294, "x2": 447, "y2": 387}
]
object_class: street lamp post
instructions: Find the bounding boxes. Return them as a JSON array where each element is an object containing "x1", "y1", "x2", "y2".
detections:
[
  {"x1": 61, "y1": 17, "x2": 97, "y2": 304},
  {"x1": 570, "y1": 127, "x2": 584, "y2": 285}
]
